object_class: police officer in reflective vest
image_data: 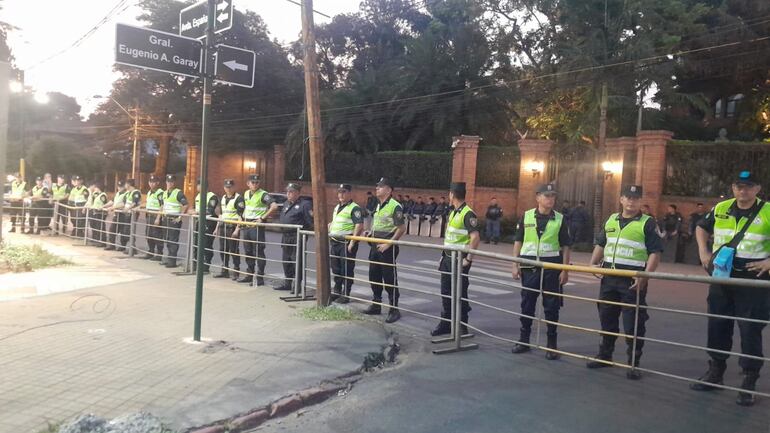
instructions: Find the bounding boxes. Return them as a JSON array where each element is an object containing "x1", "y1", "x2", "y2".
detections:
[
  {"x1": 87, "y1": 182, "x2": 109, "y2": 247},
  {"x1": 67, "y1": 175, "x2": 89, "y2": 238},
  {"x1": 511, "y1": 184, "x2": 572, "y2": 358},
  {"x1": 587, "y1": 185, "x2": 662, "y2": 379},
  {"x1": 105, "y1": 180, "x2": 127, "y2": 251},
  {"x1": 692, "y1": 171, "x2": 770, "y2": 406},
  {"x1": 51, "y1": 174, "x2": 71, "y2": 235},
  {"x1": 120, "y1": 179, "x2": 141, "y2": 252},
  {"x1": 143, "y1": 175, "x2": 165, "y2": 260},
  {"x1": 190, "y1": 179, "x2": 219, "y2": 274},
  {"x1": 364, "y1": 177, "x2": 406, "y2": 323},
  {"x1": 28, "y1": 176, "x2": 52, "y2": 234},
  {"x1": 275, "y1": 183, "x2": 314, "y2": 291},
  {"x1": 161, "y1": 174, "x2": 189, "y2": 268},
  {"x1": 7, "y1": 172, "x2": 27, "y2": 233},
  {"x1": 240, "y1": 174, "x2": 278, "y2": 285},
  {"x1": 215, "y1": 179, "x2": 245, "y2": 280},
  {"x1": 329, "y1": 184, "x2": 364, "y2": 304},
  {"x1": 431, "y1": 182, "x2": 481, "y2": 336}
]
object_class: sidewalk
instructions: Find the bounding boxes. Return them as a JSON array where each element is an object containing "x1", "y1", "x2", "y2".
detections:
[{"x1": 0, "y1": 233, "x2": 388, "y2": 433}]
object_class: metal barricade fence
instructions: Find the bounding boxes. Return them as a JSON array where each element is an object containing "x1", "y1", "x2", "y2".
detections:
[
  {"x1": 52, "y1": 202, "x2": 89, "y2": 240},
  {"x1": 2, "y1": 199, "x2": 56, "y2": 234},
  {"x1": 83, "y1": 208, "x2": 135, "y2": 251},
  {"x1": 130, "y1": 210, "x2": 193, "y2": 270},
  {"x1": 297, "y1": 232, "x2": 770, "y2": 400}
]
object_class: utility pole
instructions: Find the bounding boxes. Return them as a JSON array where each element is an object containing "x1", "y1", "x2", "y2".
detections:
[
  {"x1": 593, "y1": 82, "x2": 608, "y2": 236},
  {"x1": 0, "y1": 62, "x2": 10, "y2": 242},
  {"x1": 131, "y1": 107, "x2": 140, "y2": 180},
  {"x1": 193, "y1": 0, "x2": 215, "y2": 341},
  {"x1": 301, "y1": 0, "x2": 331, "y2": 306}
]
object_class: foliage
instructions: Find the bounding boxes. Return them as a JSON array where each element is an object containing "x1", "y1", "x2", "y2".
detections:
[
  {"x1": 299, "y1": 306, "x2": 361, "y2": 321},
  {"x1": 475, "y1": 146, "x2": 520, "y2": 188},
  {"x1": 0, "y1": 243, "x2": 71, "y2": 273},
  {"x1": 24, "y1": 136, "x2": 105, "y2": 179}
]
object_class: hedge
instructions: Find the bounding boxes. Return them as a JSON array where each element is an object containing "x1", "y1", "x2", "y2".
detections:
[{"x1": 475, "y1": 146, "x2": 520, "y2": 188}]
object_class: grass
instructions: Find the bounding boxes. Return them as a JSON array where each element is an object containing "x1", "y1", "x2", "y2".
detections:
[
  {"x1": 299, "y1": 305, "x2": 361, "y2": 321},
  {"x1": 0, "y1": 243, "x2": 71, "y2": 273}
]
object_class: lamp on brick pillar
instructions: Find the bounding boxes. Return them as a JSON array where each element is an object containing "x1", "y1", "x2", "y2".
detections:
[
  {"x1": 273, "y1": 144, "x2": 286, "y2": 192},
  {"x1": 516, "y1": 139, "x2": 554, "y2": 213},
  {"x1": 635, "y1": 130, "x2": 673, "y2": 215},
  {"x1": 601, "y1": 137, "x2": 635, "y2": 221},
  {"x1": 185, "y1": 144, "x2": 201, "y2": 199},
  {"x1": 451, "y1": 135, "x2": 481, "y2": 209}
]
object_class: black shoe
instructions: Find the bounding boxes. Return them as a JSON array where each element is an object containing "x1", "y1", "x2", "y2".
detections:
[
  {"x1": 335, "y1": 295, "x2": 350, "y2": 304},
  {"x1": 363, "y1": 304, "x2": 381, "y2": 315},
  {"x1": 116, "y1": 247, "x2": 125, "y2": 252},
  {"x1": 25, "y1": 229, "x2": 33, "y2": 234},
  {"x1": 256, "y1": 277, "x2": 264, "y2": 286},
  {"x1": 165, "y1": 261, "x2": 178, "y2": 268},
  {"x1": 736, "y1": 370, "x2": 759, "y2": 406},
  {"x1": 35, "y1": 229, "x2": 41, "y2": 235},
  {"x1": 8, "y1": 227, "x2": 15, "y2": 233},
  {"x1": 149, "y1": 255, "x2": 162, "y2": 262},
  {"x1": 511, "y1": 343, "x2": 531, "y2": 354},
  {"x1": 202, "y1": 266, "x2": 210, "y2": 274},
  {"x1": 104, "y1": 246, "x2": 116, "y2": 251},
  {"x1": 273, "y1": 284, "x2": 292, "y2": 291},
  {"x1": 430, "y1": 323, "x2": 451, "y2": 337},
  {"x1": 385, "y1": 308, "x2": 401, "y2": 323},
  {"x1": 626, "y1": 369, "x2": 642, "y2": 380},
  {"x1": 237, "y1": 276, "x2": 253, "y2": 284},
  {"x1": 230, "y1": 270, "x2": 240, "y2": 281},
  {"x1": 586, "y1": 353, "x2": 613, "y2": 369},
  {"x1": 545, "y1": 335, "x2": 560, "y2": 360},
  {"x1": 690, "y1": 360, "x2": 726, "y2": 391},
  {"x1": 213, "y1": 271, "x2": 229, "y2": 279}
]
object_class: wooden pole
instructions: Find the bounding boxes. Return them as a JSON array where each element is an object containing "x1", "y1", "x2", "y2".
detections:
[{"x1": 301, "y1": 0, "x2": 331, "y2": 306}]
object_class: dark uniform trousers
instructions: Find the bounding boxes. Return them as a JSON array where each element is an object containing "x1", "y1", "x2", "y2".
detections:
[
  {"x1": 162, "y1": 216, "x2": 183, "y2": 260},
  {"x1": 219, "y1": 223, "x2": 241, "y2": 270},
  {"x1": 193, "y1": 218, "x2": 217, "y2": 266},
  {"x1": 282, "y1": 231, "x2": 304, "y2": 288},
  {"x1": 145, "y1": 213, "x2": 163, "y2": 256},
  {"x1": 706, "y1": 273, "x2": 770, "y2": 372},
  {"x1": 109, "y1": 212, "x2": 130, "y2": 247},
  {"x1": 29, "y1": 202, "x2": 52, "y2": 231},
  {"x1": 69, "y1": 204, "x2": 86, "y2": 237},
  {"x1": 369, "y1": 244, "x2": 400, "y2": 307},
  {"x1": 89, "y1": 211, "x2": 107, "y2": 246},
  {"x1": 597, "y1": 275, "x2": 649, "y2": 360},
  {"x1": 520, "y1": 267, "x2": 562, "y2": 337},
  {"x1": 331, "y1": 238, "x2": 359, "y2": 294},
  {"x1": 55, "y1": 200, "x2": 69, "y2": 233},
  {"x1": 9, "y1": 200, "x2": 23, "y2": 228},
  {"x1": 439, "y1": 254, "x2": 471, "y2": 323},
  {"x1": 243, "y1": 225, "x2": 267, "y2": 275}
]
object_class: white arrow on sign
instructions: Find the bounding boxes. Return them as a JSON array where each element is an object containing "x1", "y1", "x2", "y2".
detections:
[
  {"x1": 223, "y1": 60, "x2": 248, "y2": 71},
  {"x1": 217, "y1": 12, "x2": 229, "y2": 23},
  {"x1": 217, "y1": 0, "x2": 229, "y2": 11}
]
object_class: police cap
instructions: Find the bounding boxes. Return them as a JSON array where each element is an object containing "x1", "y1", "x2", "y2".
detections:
[
  {"x1": 224, "y1": 179, "x2": 235, "y2": 187},
  {"x1": 125, "y1": 179, "x2": 136, "y2": 187},
  {"x1": 248, "y1": 174, "x2": 261, "y2": 183},
  {"x1": 117, "y1": 180, "x2": 125, "y2": 187},
  {"x1": 535, "y1": 184, "x2": 557, "y2": 195},
  {"x1": 72, "y1": 175, "x2": 82, "y2": 181},
  {"x1": 376, "y1": 177, "x2": 393, "y2": 188},
  {"x1": 57, "y1": 174, "x2": 67, "y2": 180},
  {"x1": 165, "y1": 174, "x2": 176, "y2": 182},
  {"x1": 35, "y1": 176, "x2": 42, "y2": 182},
  {"x1": 735, "y1": 170, "x2": 759, "y2": 186},
  {"x1": 149, "y1": 174, "x2": 160, "y2": 182},
  {"x1": 337, "y1": 184, "x2": 352, "y2": 192},
  {"x1": 621, "y1": 184, "x2": 643, "y2": 198},
  {"x1": 286, "y1": 183, "x2": 301, "y2": 192}
]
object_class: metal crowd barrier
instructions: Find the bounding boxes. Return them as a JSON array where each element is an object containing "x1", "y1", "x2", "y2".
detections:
[
  {"x1": 1, "y1": 199, "x2": 56, "y2": 234},
  {"x1": 130, "y1": 210, "x2": 193, "y2": 271},
  {"x1": 52, "y1": 202, "x2": 89, "y2": 240}
]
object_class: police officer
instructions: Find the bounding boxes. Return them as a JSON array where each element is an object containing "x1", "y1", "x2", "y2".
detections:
[
  {"x1": 87, "y1": 182, "x2": 109, "y2": 247},
  {"x1": 51, "y1": 174, "x2": 71, "y2": 235},
  {"x1": 431, "y1": 182, "x2": 481, "y2": 336},
  {"x1": 364, "y1": 178, "x2": 406, "y2": 323},
  {"x1": 190, "y1": 179, "x2": 219, "y2": 274},
  {"x1": 68, "y1": 175, "x2": 89, "y2": 237},
  {"x1": 27, "y1": 176, "x2": 52, "y2": 234},
  {"x1": 692, "y1": 171, "x2": 770, "y2": 406},
  {"x1": 485, "y1": 198, "x2": 503, "y2": 244},
  {"x1": 239, "y1": 174, "x2": 278, "y2": 285},
  {"x1": 120, "y1": 179, "x2": 141, "y2": 252},
  {"x1": 511, "y1": 184, "x2": 572, "y2": 359},
  {"x1": 587, "y1": 185, "x2": 662, "y2": 379},
  {"x1": 7, "y1": 172, "x2": 27, "y2": 233},
  {"x1": 160, "y1": 174, "x2": 189, "y2": 268},
  {"x1": 104, "y1": 180, "x2": 128, "y2": 251},
  {"x1": 143, "y1": 175, "x2": 165, "y2": 260},
  {"x1": 329, "y1": 184, "x2": 365, "y2": 303},
  {"x1": 215, "y1": 179, "x2": 245, "y2": 280},
  {"x1": 275, "y1": 183, "x2": 314, "y2": 291}
]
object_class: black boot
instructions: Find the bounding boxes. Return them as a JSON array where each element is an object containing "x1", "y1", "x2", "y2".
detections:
[
  {"x1": 736, "y1": 370, "x2": 760, "y2": 406},
  {"x1": 8, "y1": 227, "x2": 15, "y2": 233},
  {"x1": 363, "y1": 303, "x2": 381, "y2": 315},
  {"x1": 545, "y1": 334, "x2": 560, "y2": 360},
  {"x1": 430, "y1": 320, "x2": 451, "y2": 336},
  {"x1": 385, "y1": 307, "x2": 401, "y2": 323},
  {"x1": 690, "y1": 360, "x2": 726, "y2": 391},
  {"x1": 586, "y1": 345, "x2": 614, "y2": 369},
  {"x1": 237, "y1": 275, "x2": 254, "y2": 284},
  {"x1": 230, "y1": 268, "x2": 240, "y2": 280},
  {"x1": 626, "y1": 352, "x2": 642, "y2": 380},
  {"x1": 213, "y1": 270, "x2": 230, "y2": 279},
  {"x1": 511, "y1": 329, "x2": 531, "y2": 354},
  {"x1": 164, "y1": 260, "x2": 177, "y2": 268}
]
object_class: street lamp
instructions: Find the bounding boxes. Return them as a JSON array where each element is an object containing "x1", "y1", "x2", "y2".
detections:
[{"x1": 93, "y1": 95, "x2": 140, "y2": 180}]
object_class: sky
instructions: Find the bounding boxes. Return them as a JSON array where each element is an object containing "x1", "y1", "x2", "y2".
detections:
[{"x1": 0, "y1": 0, "x2": 361, "y2": 117}]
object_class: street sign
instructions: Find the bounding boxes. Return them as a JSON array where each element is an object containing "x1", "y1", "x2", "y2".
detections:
[
  {"x1": 214, "y1": 44, "x2": 255, "y2": 88},
  {"x1": 115, "y1": 23, "x2": 203, "y2": 78},
  {"x1": 180, "y1": 0, "x2": 233, "y2": 40}
]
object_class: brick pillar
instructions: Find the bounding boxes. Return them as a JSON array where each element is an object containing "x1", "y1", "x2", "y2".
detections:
[
  {"x1": 272, "y1": 145, "x2": 286, "y2": 192},
  {"x1": 451, "y1": 135, "x2": 482, "y2": 209},
  {"x1": 635, "y1": 130, "x2": 673, "y2": 215},
  {"x1": 185, "y1": 144, "x2": 200, "y2": 199},
  {"x1": 516, "y1": 139, "x2": 553, "y2": 214},
  {"x1": 601, "y1": 137, "x2": 636, "y2": 220}
]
